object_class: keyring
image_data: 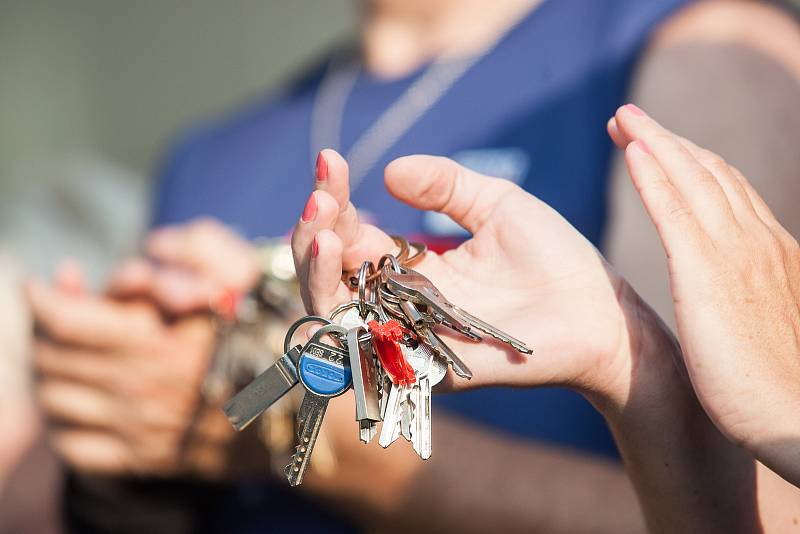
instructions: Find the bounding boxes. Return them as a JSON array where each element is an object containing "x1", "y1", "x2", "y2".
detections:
[
  {"x1": 357, "y1": 261, "x2": 375, "y2": 318},
  {"x1": 342, "y1": 235, "x2": 414, "y2": 289},
  {"x1": 404, "y1": 241, "x2": 427, "y2": 269},
  {"x1": 283, "y1": 315, "x2": 331, "y2": 354}
]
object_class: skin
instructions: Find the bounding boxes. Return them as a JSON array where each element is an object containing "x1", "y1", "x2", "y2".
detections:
[
  {"x1": 97, "y1": 219, "x2": 647, "y2": 534},
  {"x1": 609, "y1": 104, "x2": 800, "y2": 488},
  {"x1": 292, "y1": 149, "x2": 760, "y2": 533},
  {"x1": 26, "y1": 1, "x2": 800, "y2": 532},
  {"x1": 29, "y1": 222, "x2": 260, "y2": 480}
]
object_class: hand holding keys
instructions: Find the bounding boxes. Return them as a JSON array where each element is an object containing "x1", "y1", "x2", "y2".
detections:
[{"x1": 224, "y1": 240, "x2": 532, "y2": 485}]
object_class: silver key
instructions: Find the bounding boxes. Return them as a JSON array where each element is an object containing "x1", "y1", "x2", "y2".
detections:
[
  {"x1": 410, "y1": 343, "x2": 446, "y2": 459},
  {"x1": 379, "y1": 382, "x2": 407, "y2": 448},
  {"x1": 347, "y1": 326, "x2": 381, "y2": 443},
  {"x1": 384, "y1": 266, "x2": 533, "y2": 354},
  {"x1": 223, "y1": 345, "x2": 302, "y2": 431},
  {"x1": 285, "y1": 324, "x2": 352, "y2": 486},
  {"x1": 415, "y1": 324, "x2": 473, "y2": 379}
]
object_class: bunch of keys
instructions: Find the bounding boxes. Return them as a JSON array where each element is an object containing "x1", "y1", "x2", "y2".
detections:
[{"x1": 223, "y1": 237, "x2": 533, "y2": 486}]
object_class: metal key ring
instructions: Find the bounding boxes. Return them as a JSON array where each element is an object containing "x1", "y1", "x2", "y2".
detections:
[
  {"x1": 342, "y1": 235, "x2": 409, "y2": 289},
  {"x1": 328, "y1": 299, "x2": 379, "y2": 328},
  {"x1": 380, "y1": 253, "x2": 404, "y2": 274},
  {"x1": 404, "y1": 241, "x2": 427, "y2": 269},
  {"x1": 357, "y1": 261, "x2": 376, "y2": 318},
  {"x1": 283, "y1": 315, "x2": 332, "y2": 354},
  {"x1": 328, "y1": 300, "x2": 359, "y2": 322}
]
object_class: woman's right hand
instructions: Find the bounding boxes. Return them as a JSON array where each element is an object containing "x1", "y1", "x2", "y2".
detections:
[{"x1": 610, "y1": 104, "x2": 800, "y2": 485}]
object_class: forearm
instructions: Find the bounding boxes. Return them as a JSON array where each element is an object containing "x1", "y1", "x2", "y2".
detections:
[{"x1": 596, "y1": 294, "x2": 759, "y2": 533}]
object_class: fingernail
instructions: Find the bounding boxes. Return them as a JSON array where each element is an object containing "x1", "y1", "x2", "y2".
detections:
[
  {"x1": 301, "y1": 192, "x2": 317, "y2": 222},
  {"x1": 315, "y1": 151, "x2": 328, "y2": 182},
  {"x1": 625, "y1": 103, "x2": 646, "y2": 117},
  {"x1": 635, "y1": 139, "x2": 652, "y2": 155},
  {"x1": 311, "y1": 236, "x2": 319, "y2": 258},
  {"x1": 213, "y1": 289, "x2": 240, "y2": 321}
]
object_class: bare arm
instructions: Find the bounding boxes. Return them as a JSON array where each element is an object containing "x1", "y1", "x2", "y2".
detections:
[{"x1": 606, "y1": 1, "x2": 800, "y2": 527}]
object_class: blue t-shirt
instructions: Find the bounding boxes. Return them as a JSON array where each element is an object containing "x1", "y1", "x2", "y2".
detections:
[{"x1": 153, "y1": 1, "x2": 690, "y2": 531}]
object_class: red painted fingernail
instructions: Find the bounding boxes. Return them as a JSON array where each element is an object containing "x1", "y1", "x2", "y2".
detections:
[
  {"x1": 311, "y1": 236, "x2": 319, "y2": 258},
  {"x1": 315, "y1": 151, "x2": 328, "y2": 182},
  {"x1": 635, "y1": 139, "x2": 652, "y2": 155},
  {"x1": 625, "y1": 103, "x2": 646, "y2": 117},
  {"x1": 214, "y1": 289, "x2": 241, "y2": 321},
  {"x1": 301, "y1": 192, "x2": 317, "y2": 222}
]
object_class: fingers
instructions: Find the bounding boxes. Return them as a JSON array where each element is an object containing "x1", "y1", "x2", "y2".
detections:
[
  {"x1": 38, "y1": 378, "x2": 117, "y2": 428},
  {"x1": 54, "y1": 259, "x2": 86, "y2": 295},
  {"x1": 614, "y1": 104, "x2": 736, "y2": 236},
  {"x1": 106, "y1": 258, "x2": 156, "y2": 297},
  {"x1": 384, "y1": 155, "x2": 517, "y2": 235},
  {"x1": 624, "y1": 140, "x2": 705, "y2": 257},
  {"x1": 107, "y1": 258, "x2": 227, "y2": 315},
  {"x1": 307, "y1": 229, "x2": 351, "y2": 315},
  {"x1": 146, "y1": 218, "x2": 259, "y2": 291},
  {"x1": 729, "y1": 166, "x2": 782, "y2": 229},
  {"x1": 313, "y1": 149, "x2": 395, "y2": 270},
  {"x1": 48, "y1": 429, "x2": 128, "y2": 474},
  {"x1": 291, "y1": 190, "x2": 342, "y2": 311},
  {"x1": 28, "y1": 280, "x2": 161, "y2": 348},
  {"x1": 607, "y1": 117, "x2": 626, "y2": 150},
  {"x1": 34, "y1": 339, "x2": 117, "y2": 386}
]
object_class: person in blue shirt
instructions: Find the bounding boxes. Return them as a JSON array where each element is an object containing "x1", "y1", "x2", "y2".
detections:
[{"x1": 27, "y1": 0, "x2": 800, "y2": 532}]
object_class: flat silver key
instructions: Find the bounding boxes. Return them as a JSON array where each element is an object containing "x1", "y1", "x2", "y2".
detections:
[
  {"x1": 415, "y1": 325, "x2": 473, "y2": 379},
  {"x1": 379, "y1": 372, "x2": 391, "y2": 419},
  {"x1": 286, "y1": 392, "x2": 328, "y2": 486},
  {"x1": 285, "y1": 325, "x2": 352, "y2": 486},
  {"x1": 384, "y1": 266, "x2": 532, "y2": 354},
  {"x1": 410, "y1": 343, "x2": 445, "y2": 460},
  {"x1": 383, "y1": 266, "x2": 479, "y2": 339},
  {"x1": 347, "y1": 326, "x2": 381, "y2": 443},
  {"x1": 401, "y1": 395, "x2": 413, "y2": 442},
  {"x1": 451, "y1": 305, "x2": 533, "y2": 355},
  {"x1": 223, "y1": 345, "x2": 302, "y2": 431},
  {"x1": 379, "y1": 383, "x2": 407, "y2": 448}
]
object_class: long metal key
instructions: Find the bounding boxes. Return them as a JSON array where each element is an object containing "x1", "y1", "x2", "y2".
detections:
[
  {"x1": 285, "y1": 324, "x2": 352, "y2": 486},
  {"x1": 412, "y1": 345, "x2": 447, "y2": 459},
  {"x1": 347, "y1": 325, "x2": 381, "y2": 443},
  {"x1": 379, "y1": 382, "x2": 408, "y2": 448},
  {"x1": 223, "y1": 344, "x2": 302, "y2": 431},
  {"x1": 415, "y1": 324, "x2": 473, "y2": 379},
  {"x1": 384, "y1": 266, "x2": 533, "y2": 354}
]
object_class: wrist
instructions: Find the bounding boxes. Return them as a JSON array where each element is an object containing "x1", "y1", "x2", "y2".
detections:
[{"x1": 583, "y1": 280, "x2": 691, "y2": 426}]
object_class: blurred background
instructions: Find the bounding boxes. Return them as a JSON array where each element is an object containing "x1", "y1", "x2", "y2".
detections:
[
  {"x1": 0, "y1": 0, "x2": 356, "y2": 282},
  {"x1": 1, "y1": 3, "x2": 358, "y2": 532},
  {"x1": 1, "y1": 1, "x2": 799, "y2": 534}
]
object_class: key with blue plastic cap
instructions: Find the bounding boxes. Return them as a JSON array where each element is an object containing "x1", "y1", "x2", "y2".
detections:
[
  {"x1": 286, "y1": 324, "x2": 353, "y2": 486},
  {"x1": 223, "y1": 315, "x2": 332, "y2": 432}
]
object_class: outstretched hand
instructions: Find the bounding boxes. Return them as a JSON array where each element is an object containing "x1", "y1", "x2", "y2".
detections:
[{"x1": 291, "y1": 150, "x2": 673, "y2": 403}]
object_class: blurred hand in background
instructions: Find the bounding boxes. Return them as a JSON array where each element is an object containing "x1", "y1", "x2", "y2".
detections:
[{"x1": 29, "y1": 220, "x2": 260, "y2": 479}]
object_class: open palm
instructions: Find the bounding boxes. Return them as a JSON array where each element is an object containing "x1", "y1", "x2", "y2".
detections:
[{"x1": 292, "y1": 150, "x2": 669, "y2": 398}]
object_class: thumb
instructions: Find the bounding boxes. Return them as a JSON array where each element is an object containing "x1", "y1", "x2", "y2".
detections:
[{"x1": 384, "y1": 155, "x2": 516, "y2": 234}]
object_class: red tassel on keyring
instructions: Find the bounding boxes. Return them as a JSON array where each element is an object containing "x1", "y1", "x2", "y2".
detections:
[{"x1": 368, "y1": 320, "x2": 416, "y2": 386}]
